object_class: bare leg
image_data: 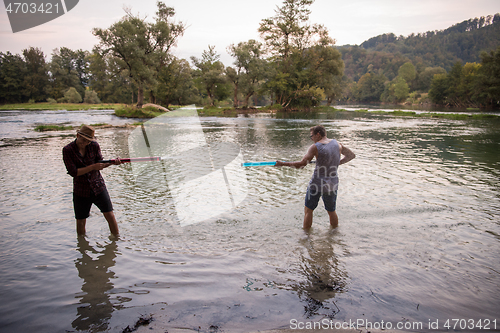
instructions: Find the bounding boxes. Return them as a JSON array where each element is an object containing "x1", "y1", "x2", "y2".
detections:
[
  {"x1": 328, "y1": 210, "x2": 338, "y2": 228},
  {"x1": 76, "y1": 219, "x2": 86, "y2": 235},
  {"x1": 303, "y1": 206, "x2": 314, "y2": 230},
  {"x1": 103, "y1": 211, "x2": 119, "y2": 235}
]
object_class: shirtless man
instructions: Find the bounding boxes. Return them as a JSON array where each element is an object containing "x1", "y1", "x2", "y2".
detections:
[{"x1": 276, "y1": 125, "x2": 355, "y2": 230}]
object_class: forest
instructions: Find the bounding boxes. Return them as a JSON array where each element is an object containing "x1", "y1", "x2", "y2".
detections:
[{"x1": 0, "y1": 0, "x2": 499, "y2": 109}]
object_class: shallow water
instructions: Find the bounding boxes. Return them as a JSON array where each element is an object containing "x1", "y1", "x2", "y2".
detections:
[{"x1": 0, "y1": 109, "x2": 499, "y2": 332}]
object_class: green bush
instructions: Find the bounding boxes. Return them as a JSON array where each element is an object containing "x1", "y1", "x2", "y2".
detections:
[
  {"x1": 46, "y1": 98, "x2": 57, "y2": 104},
  {"x1": 64, "y1": 87, "x2": 82, "y2": 103},
  {"x1": 262, "y1": 103, "x2": 283, "y2": 111},
  {"x1": 84, "y1": 90, "x2": 101, "y2": 104}
]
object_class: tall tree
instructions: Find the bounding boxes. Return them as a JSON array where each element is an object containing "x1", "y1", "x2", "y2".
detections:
[
  {"x1": 88, "y1": 49, "x2": 136, "y2": 104},
  {"x1": 0, "y1": 52, "x2": 27, "y2": 103},
  {"x1": 157, "y1": 57, "x2": 198, "y2": 106},
  {"x1": 93, "y1": 1, "x2": 185, "y2": 107},
  {"x1": 446, "y1": 62, "x2": 466, "y2": 106},
  {"x1": 259, "y1": 0, "x2": 316, "y2": 62},
  {"x1": 49, "y1": 47, "x2": 84, "y2": 99},
  {"x1": 191, "y1": 45, "x2": 226, "y2": 106},
  {"x1": 303, "y1": 44, "x2": 344, "y2": 105},
  {"x1": 227, "y1": 39, "x2": 267, "y2": 107},
  {"x1": 259, "y1": 0, "x2": 342, "y2": 108},
  {"x1": 477, "y1": 46, "x2": 500, "y2": 106},
  {"x1": 22, "y1": 47, "x2": 49, "y2": 102},
  {"x1": 225, "y1": 66, "x2": 240, "y2": 107},
  {"x1": 428, "y1": 73, "x2": 449, "y2": 105},
  {"x1": 87, "y1": 48, "x2": 109, "y2": 100}
]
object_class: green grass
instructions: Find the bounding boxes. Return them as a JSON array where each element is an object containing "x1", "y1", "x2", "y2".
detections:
[
  {"x1": 6, "y1": 102, "x2": 498, "y2": 122},
  {"x1": 197, "y1": 105, "x2": 278, "y2": 117},
  {"x1": 0, "y1": 102, "x2": 121, "y2": 111},
  {"x1": 114, "y1": 105, "x2": 168, "y2": 118},
  {"x1": 33, "y1": 123, "x2": 112, "y2": 132},
  {"x1": 417, "y1": 112, "x2": 499, "y2": 119},
  {"x1": 318, "y1": 106, "x2": 500, "y2": 120},
  {"x1": 196, "y1": 106, "x2": 235, "y2": 116},
  {"x1": 34, "y1": 125, "x2": 75, "y2": 132}
]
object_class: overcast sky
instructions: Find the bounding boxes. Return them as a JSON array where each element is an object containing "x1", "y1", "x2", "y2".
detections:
[{"x1": 1, "y1": 0, "x2": 499, "y2": 65}]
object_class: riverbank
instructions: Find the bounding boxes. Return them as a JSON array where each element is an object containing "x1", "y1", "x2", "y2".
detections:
[
  {"x1": 0, "y1": 102, "x2": 123, "y2": 111},
  {"x1": 33, "y1": 122, "x2": 141, "y2": 132},
  {"x1": 2, "y1": 102, "x2": 500, "y2": 122}
]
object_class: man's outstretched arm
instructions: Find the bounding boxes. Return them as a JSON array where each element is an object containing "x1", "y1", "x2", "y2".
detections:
[{"x1": 276, "y1": 144, "x2": 317, "y2": 169}]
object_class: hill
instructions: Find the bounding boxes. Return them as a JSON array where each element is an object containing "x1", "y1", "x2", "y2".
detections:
[{"x1": 338, "y1": 14, "x2": 500, "y2": 82}]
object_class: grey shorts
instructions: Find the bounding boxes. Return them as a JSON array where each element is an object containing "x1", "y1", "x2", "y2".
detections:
[{"x1": 304, "y1": 186, "x2": 337, "y2": 212}]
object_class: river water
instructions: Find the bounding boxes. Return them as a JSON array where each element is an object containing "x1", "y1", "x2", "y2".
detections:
[{"x1": 0, "y1": 108, "x2": 499, "y2": 333}]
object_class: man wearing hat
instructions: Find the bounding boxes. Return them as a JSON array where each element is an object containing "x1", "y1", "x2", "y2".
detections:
[{"x1": 63, "y1": 125, "x2": 120, "y2": 236}]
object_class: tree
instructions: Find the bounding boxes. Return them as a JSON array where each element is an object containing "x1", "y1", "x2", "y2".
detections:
[
  {"x1": 191, "y1": 45, "x2": 226, "y2": 106},
  {"x1": 0, "y1": 52, "x2": 27, "y2": 103},
  {"x1": 93, "y1": 1, "x2": 185, "y2": 107},
  {"x1": 393, "y1": 77, "x2": 410, "y2": 102},
  {"x1": 355, "y1": 73, "x2": 386, "y2": 102},
  {"x1": 227, "y1": 39, "x2": 267, "y2": 107},
  {"x1": 259, "y1": 0, "x2": 317, "y2": 61},
  {"x1": 398, "y1": 62, "x2": 416, "y2": 89},
  {"x1": 303, "y1": 45, "x2": 344, "y2": 105},
  {"x1": 462, "y1": 62, "x2": 481, "y2": 106},
  {"x1": 477, "y1": 46, "x2": 500, "y2": 106},
  {"x1": 22, "y1": 47, "x2": 49, "y2": 102},
  {"x1": 87, "y1": 49, "x2": 108, "y2": 100},
  {"x1": 49, "y1": 47, "x2": 84, "y2": 99},
  {"x1": 225, "y1": 66, "x2": 240, "y2": 107},
  {"x1": 381, "y1": 76, "x2": 409, "y2": 103},
  {"x1": 415, "y1": 66, "x2": 446, "y2": 91},
  {"x1": 259, "y1": 0, "x2": 341, "y2": 108},
  {"x1": 428, "y1": 73, "x2": 448, "y2": 104},
  {"x1": 157, "y1": 57, "x2": 198, "y2": 106}
]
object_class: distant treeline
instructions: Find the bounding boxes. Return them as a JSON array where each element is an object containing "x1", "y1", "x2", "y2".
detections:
[
  {"x1": 0, "y1": 0, "x2": 345, "y2": 110},
  {"x1": 337, "y1": 14, "x2": 500, "y2": 107},
  {"x1": 0, "y1": 4, "x2": 499, "y2": 109}
]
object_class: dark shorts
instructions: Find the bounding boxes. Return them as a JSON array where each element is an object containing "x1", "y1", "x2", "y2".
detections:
[
  {"x1": 73, "y1": 189, "x2": 113, "y2": 220},
  {"x1": 304, "y1": 186, "x2": 337, "y2": 212}
]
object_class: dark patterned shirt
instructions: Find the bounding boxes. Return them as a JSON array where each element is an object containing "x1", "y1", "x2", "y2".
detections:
[{"x1": 63, "y1": 140, "x2": 107, "y2": 197}]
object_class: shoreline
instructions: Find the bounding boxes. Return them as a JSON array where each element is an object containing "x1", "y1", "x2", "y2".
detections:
[{"x1": 2, "y1": 103, "x2": 500, "y2": 124}]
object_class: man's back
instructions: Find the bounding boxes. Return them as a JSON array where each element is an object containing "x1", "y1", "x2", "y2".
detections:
[{"x1": 310, "y1": 139, "x2": 340, "y2": 193}]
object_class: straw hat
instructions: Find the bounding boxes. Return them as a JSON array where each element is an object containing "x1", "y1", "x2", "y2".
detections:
[{"x1": 77, "y1": 125, "x2": 96, "y2": 141}]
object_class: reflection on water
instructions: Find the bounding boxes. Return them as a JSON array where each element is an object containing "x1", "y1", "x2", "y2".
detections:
[
  {"x1": 72, "y1": 237, "x2": 118, "y2": 332},
  {"x1": 293, "y1": 231, "x2": 348, "y2": 319},
  {"x1": 0, "y1": 110, "x2": 499, "y2": 332}
]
